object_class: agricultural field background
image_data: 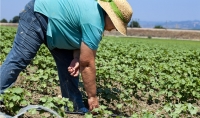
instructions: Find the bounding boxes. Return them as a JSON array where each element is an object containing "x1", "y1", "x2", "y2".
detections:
[
  {"x1": 1, "y1": 23, "x2": 200, "y2": 40},
  {"x1": 0, "y1": 26, "x2": 200, "y2": 118},
  {"x1": 105, "y1": 28, "x2": 200, "y2": 41}
]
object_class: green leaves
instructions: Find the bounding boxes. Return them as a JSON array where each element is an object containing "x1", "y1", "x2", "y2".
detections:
[
  {"x1": 95, "y1": 37, "x2": 200, "y2": 117},
  {"x1": 187, "y1": 103, "x2": 198, "y2": 115},
  {"x1": 91, "y1": 105, "x2": 113, "y2": 118},
  {"x1": 39, "y1": 96, "x2": 73, "y2": 117},
  {"x1": 164, "y1": 103, "x2": 199, "y2": 117},
  {"x1": 0, "y1": 87, "x2": 31, "y2": 115},
  {"x1": 12, "y1": 87, "x2": 24, "y2": 94}
]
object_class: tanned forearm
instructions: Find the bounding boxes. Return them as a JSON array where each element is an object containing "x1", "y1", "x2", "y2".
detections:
[
  {"x1": 79, "y1": 42, "x2": 98, "y2": 110},
  {"x1": 80, "y1": 60, "x2": 97, "y2": 98}
]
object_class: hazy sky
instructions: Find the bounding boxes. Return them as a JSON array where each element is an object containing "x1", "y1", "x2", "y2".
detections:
[{"x1": 0, "y1": 0, "x2": 199, "y2": 22}]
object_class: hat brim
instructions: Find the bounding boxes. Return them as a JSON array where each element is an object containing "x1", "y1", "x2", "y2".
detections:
[{"x1": 98, "y1": 0, "x2": 127, "y2": 36}]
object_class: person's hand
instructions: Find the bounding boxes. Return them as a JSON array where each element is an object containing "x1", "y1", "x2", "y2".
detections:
[
  {"x1": 68, "y1": 58, "x2": 79, "y2": 77},
  {"x1": 88, "y1": 96, "x2": 99, "y2": 111}
]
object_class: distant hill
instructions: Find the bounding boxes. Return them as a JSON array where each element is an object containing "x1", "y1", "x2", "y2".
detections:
[{"x1": 138, "y1": 20, "x2": 200, "y2": 30}]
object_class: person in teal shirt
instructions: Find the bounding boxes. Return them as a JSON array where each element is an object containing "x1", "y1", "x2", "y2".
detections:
[{"x1": 0, "y1": 0, "x2": 133, "y2": 113}]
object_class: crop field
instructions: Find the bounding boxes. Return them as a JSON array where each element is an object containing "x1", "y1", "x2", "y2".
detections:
[{"x1": 0, "y1": 26, "x2": 200, "y2": 118}]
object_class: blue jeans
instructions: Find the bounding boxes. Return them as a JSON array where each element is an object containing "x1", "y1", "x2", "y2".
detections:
[{"x1": 0, "y1": 0, "x2": 87, "y2": 112}]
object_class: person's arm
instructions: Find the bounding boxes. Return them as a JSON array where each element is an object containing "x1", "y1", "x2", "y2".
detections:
[
  {"x1": 68, "y1": 49, "x2": 80, "y2": 77},
  {"x1": 79, "y1": 42, "x2": 99, "y2": 111}
]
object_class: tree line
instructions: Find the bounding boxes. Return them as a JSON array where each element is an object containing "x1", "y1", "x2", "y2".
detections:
[
  {"x1": 0, "y1": 16, "x2": 19, "y2": 23},
  {"x1": 128, "y1": 20, "x2": 165, "y2": 29}
]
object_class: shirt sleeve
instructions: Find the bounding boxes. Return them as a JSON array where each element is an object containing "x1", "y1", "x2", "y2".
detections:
[{"x1": 81, "y1": 24, "x2": 103, "y2": 50}]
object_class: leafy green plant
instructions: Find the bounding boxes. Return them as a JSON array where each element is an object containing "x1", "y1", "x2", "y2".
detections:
[
  {"x1": 85, "y1": 105, "x2": 113, "y2": 118},
  {"x1": 39, "y1": 96, "x2": 74, "y2": 117},
  {"x1": 148, "y1": 36, "x2": 152, "y2": 39},
  {"x1": 0, "y1": 87, "x2": 32, "y2": 115}
]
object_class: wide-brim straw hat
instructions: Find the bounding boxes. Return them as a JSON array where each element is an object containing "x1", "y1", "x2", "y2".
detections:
[{"x1": 98, "y1": 0, "x2": 133, "y2": 35}]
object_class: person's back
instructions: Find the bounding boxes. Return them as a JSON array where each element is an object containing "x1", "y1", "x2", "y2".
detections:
[{"x1": 34, "y1": 0, "x2": 105, "y2": 50}]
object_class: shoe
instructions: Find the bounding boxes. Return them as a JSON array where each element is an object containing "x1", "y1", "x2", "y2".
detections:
[{"x1": 78, "y1": 107, "x2": 89, "y2": 113}]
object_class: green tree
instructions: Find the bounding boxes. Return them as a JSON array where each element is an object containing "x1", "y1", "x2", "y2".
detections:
[
  {"x1": 154, "y1": 25, "x2": 165, "y2": 29},
  {"x1": 0, "y1": 18, "x2": 8, "y2": 23},
  {"x1": 129, "y1": 20, "x2": 141, "y2": 28},
  {"x1": 12, "y1": 16, "x2": 19, "y2": 23}
]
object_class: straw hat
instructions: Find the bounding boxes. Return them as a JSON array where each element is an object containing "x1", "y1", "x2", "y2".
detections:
[{"x1": 98, "y1": 0, "x2": 133, "y2": 35}]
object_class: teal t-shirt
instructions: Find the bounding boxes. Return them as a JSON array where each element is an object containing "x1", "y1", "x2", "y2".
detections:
[{"x1": 34, "y1": 0, "x2": 105, "y2": 50}]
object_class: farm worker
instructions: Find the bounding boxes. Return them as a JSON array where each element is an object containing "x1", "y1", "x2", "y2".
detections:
[{"x1": 0, "y1": 0, "x2": 132, "y2": 113}]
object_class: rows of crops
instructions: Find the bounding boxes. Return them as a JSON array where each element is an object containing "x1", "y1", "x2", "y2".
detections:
[{"x1": 0, "y1": 26, "x2": 200, "y2": 117}]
